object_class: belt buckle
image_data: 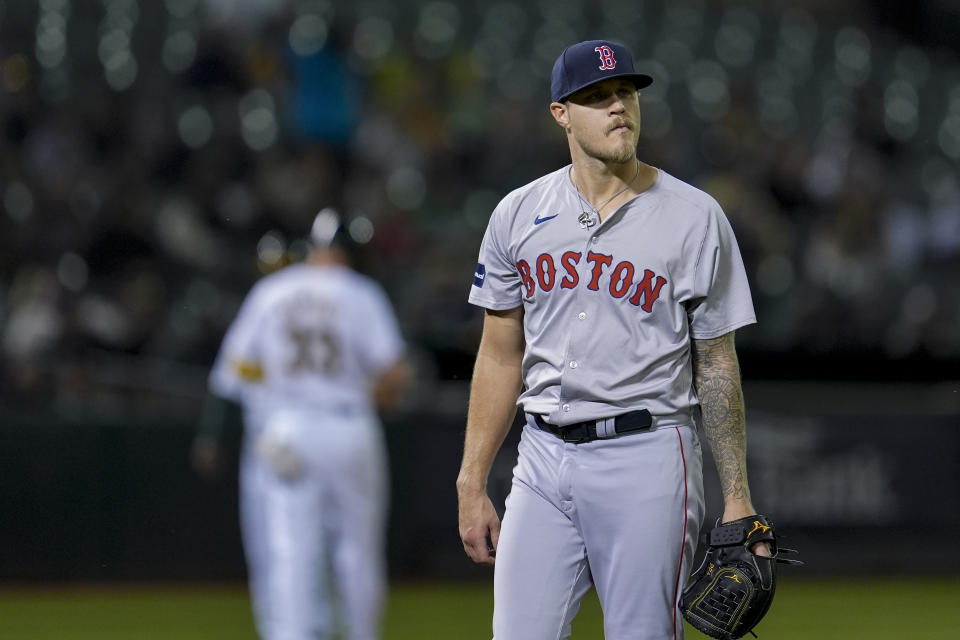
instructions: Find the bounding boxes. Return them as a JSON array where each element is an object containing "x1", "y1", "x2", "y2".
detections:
[{"x1": 562, "y1": 422, "x2": 591, "y2": 444}]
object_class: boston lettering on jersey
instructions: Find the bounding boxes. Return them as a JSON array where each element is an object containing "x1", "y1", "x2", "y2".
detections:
[{"x1": 516, "y1": 250, "x2": 667, "y2": 312}]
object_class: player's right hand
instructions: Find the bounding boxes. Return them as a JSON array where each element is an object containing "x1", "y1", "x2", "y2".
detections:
[
  {"x1": 457, "y1": 489, "x2": 501, "y2": 565},
  {"x1": 190, "y1": 435, "x2": 223, "y2": 481}
]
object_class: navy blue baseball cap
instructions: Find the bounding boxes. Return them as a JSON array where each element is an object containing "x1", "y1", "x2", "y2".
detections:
[{"x1": 551, "y1": 40, "x2": 653, "y2": 103}]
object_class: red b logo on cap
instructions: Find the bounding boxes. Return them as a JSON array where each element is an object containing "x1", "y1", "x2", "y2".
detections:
[{"x1": 595, "y1": 45, "x2": 617, "y2": 70}]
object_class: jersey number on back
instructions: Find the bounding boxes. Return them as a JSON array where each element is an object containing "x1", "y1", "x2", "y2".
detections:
[{"x1": 287, "y1": 325, "x2": 341, "y2": 375}]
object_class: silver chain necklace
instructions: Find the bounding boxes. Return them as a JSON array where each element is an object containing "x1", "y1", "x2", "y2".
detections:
[{"x1": 572, "y1": 159, "x2": 641, "y2": 227}]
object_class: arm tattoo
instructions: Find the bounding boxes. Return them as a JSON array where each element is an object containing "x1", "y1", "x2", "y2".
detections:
[{"x1": 691, "y1": 332, "x2": 750, "y2": 504}]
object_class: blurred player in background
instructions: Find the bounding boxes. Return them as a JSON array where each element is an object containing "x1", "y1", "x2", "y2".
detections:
[{"x1": 192, "y1": 208, "x2": 409, "y2": 640}]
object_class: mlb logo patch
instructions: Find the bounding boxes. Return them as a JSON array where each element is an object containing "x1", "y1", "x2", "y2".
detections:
[{"x1": 473, "y1": 263, "x2": 486, "y2": 287}]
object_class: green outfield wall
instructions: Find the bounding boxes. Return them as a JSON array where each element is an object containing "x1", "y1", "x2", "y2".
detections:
[{"x1": 1, "y1": 381, "x2": 957, "y2": 581}]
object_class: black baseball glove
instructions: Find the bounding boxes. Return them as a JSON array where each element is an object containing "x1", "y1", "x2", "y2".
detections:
[{"x1": 679, "y1": 515, "x2": 802, "y2": 639}]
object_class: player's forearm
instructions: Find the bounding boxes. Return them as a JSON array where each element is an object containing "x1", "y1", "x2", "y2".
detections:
[
  {"x1": 373, "y1": 359, "x2": 410, "y2": 410},
  {"x1": 456, "y1": 348, "x2": 523, "y2": 493},
  {"x1": 196, "y1": 392, "x2": 240, "y2": 440},
  {"x1": 691, "y1": 332, "x2": 754, "y2": 511}
]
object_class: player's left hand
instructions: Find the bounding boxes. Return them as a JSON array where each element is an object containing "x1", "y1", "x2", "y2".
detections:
[
  {"x1": 722, "y1": 502, "x2": 771, "y2": 557},
  {"x1": 752, "y1": 541, "x2": 772, "y2": 557},
  {"x1": 681, "y1": 514, "x2": 801, "y2": 639}
]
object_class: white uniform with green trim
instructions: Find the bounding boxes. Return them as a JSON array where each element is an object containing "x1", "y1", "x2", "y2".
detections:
[{"x1": 210, "y1": 262, "x2": 403, "y2": 640}]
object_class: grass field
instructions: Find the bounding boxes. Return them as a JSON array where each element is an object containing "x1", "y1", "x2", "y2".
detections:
[{"x1": 1, "y1": 578, "x2": 957, "y2": 639}]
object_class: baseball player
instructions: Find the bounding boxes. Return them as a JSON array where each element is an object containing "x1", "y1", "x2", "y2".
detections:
[
  {"x1": 456, "y1": 40, "x2": 766, "y2": 640},
  {"x1": 192, "y1": 208, "x2": 408, "y2": 640}
]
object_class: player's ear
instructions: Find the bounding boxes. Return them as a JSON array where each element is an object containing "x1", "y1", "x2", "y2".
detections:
[{"x1": 550, "y1": 101, "x2": 570, "y2": 130}]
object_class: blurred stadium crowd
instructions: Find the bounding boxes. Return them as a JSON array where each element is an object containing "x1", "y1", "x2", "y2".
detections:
[{"x1": 2, "y1": 0, "x2": 959, "y2": 416}]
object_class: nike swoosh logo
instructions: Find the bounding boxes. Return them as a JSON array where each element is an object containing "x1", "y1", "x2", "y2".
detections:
[{"x1": 534, "y1": 213, "x2": 559, "y2": 225}]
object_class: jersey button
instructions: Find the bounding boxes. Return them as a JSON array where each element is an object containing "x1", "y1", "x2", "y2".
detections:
[
  {"x1": 569, "y1": 361, "x2": 578, "y2": 369},
  {"x1": 577, "y1": 312, "x2": 586, "y2": 320},
  {"x1": 562, "y1": 404, "x2": 571, "y2": 412},
  {"x1": 591, "y1": 236, "x2": 599, "y2": 243}
]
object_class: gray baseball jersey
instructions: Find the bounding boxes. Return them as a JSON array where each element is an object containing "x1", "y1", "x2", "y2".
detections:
[
  {"x1": 469, "y1": 165, "x2": 754, "y2": 639},
  {"x1": 468, "y1": 165, "x2": 755, "y2": 425}
]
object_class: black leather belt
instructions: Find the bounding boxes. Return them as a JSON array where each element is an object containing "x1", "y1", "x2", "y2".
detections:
[{"x1": 532, "y1": 409, "x2": 653, "y2": 444}]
